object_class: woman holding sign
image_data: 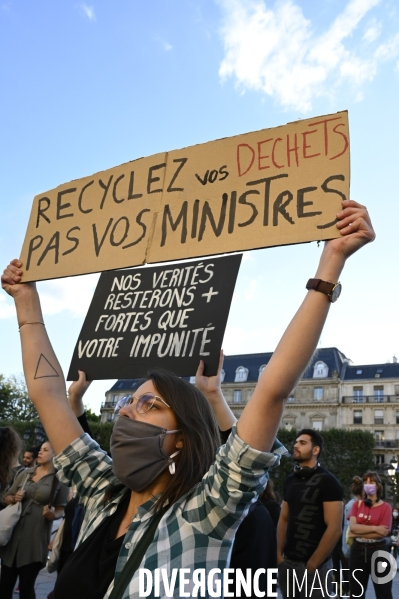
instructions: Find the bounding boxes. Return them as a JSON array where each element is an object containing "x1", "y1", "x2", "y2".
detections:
[{"x1": 1, "y1": 200, "x2": 374, "y2": 599}]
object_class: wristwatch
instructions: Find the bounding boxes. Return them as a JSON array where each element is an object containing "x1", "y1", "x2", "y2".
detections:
[{"x1": 306, "y1": 279, "x2": 342, "y2": 303}]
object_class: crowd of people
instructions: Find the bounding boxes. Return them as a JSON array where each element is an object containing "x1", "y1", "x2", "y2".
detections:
[{"x1": 0, "y1": 200, "x2": 396, "y2": 598}]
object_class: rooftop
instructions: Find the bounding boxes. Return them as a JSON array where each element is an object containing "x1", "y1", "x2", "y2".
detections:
[{"x1": 106, "y1": 349, "x2": 399, "y2": 392}]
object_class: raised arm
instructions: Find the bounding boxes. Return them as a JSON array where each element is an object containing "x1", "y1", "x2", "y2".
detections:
[
  {"x1": 68, "y1": 370, "x2": 92, "y2": 418},
  {"x1": 237, "y1": 200, "x2": 375, "y2": 451},
  {"x1": 0, "y1": 274, "x2": 83, "y2": 454},
  {"x1": 195, "y1": 351, "x2": 237, "y2": 432}
]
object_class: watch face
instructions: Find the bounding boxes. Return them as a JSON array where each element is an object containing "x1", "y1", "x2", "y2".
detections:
[{"x1": 331, "y1": 283, "x2": 342, "y2": 303}]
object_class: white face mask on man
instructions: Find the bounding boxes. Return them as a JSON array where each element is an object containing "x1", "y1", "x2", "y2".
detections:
[{"x1": 393, "y1": 511, "x2": 399, "y2": 518}]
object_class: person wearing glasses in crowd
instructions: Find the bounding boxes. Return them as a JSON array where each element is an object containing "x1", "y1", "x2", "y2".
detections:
[{"x1": 1, "y1": 199, "x2": 374, "y2": 599}]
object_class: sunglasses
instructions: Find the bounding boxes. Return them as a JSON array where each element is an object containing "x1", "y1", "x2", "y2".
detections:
[{"x1": 114, "y1": 392, "x2": 171, "y2": 416}]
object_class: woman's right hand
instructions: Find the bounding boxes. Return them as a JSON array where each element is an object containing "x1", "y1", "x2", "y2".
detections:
[
  {"x1": 195, "y1": 351, "x2": 224, "y2": 398},
  {"x1": 14, "y1": 490, "x2": 26, "y2": 502},
  {"x1": 68, "y1": 370, "x2": 92, "y2": 405},
  {"x1": 1, "y1": 259, "x2": 36, "y2": 299}
]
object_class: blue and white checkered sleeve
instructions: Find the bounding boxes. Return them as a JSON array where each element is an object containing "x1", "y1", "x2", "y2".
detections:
[{"x1": 53, "y1": 433, "x2": 120, "y2": 509}]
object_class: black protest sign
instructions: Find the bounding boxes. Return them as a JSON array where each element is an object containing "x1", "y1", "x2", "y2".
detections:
[{"x1": 67, "y1": 255, "x2": 242, "y2": 381}]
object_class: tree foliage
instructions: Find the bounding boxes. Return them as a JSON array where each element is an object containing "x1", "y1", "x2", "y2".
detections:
[
  {"x1": 269, "y1": 428, "x2": 375, "y2": 501},
  {"x1": 84, "y1": 407, "x2": 101, "y2": 423},
  {"x1": 0, "y1": 374, "x2": 38, "y2": 421},
  {"x1": 0, "y1": 418, "x2": 114, "y2": 453},
  {"x1": 88, "y1": 422, "x2": 114, "y2": 451}
]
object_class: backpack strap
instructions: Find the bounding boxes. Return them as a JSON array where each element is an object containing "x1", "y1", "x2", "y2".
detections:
[{"x1": 108, "y1": 505, "x2": 169, "y2": 599}]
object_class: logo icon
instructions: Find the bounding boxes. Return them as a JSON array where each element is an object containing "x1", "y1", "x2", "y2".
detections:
[{"x1": 371, "y1": 550, "x2": 397, "y2": 584}]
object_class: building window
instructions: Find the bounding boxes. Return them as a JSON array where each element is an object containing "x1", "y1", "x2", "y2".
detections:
[
  {"x1": 356, "y1": 369, "x2": 362, "y2": 375},
  {"x1": 353, "y1": 410, "x2": 363, "y2": 424},
  {"x1": 233, "y1": 390, "x2": 242, "y2": 404},
  {"x1": 112, "y1": 394, "x2": 119, "y2": 405},
  {"x1": 313, "y1": 361, "x2": 328, "y2": 378},
  {"x1": 107, "y1": 413, "x2": 115, "y2": 422},
  {"x1": 375, "y1": 455, "x2": 385, "y2": 466},
  {"x1": 374, "y1": 431, "x2": 384, "y2": 445},
  {"x1": 374, "y1": 386, "x2": 384, "y2": 402},
  {"x1": 374, "y1": 409, "x2": 384, "y2": 425},
  {"x1": 220, "y1": 369, "x2": 225, "y2": 383},
  {"x1": 312, "y1": 420, "x2": 323, "y2": 431},
  {"x1": 353, "y1": 387, "x2": 363, "y2": 403},
  {"x1": 396, "y1": 410, "x2": 399, "y2": 425},
  {"x1": 287, "y1": 396, "x2": 295, "y2": 402},
  {"x1": 314, "y1": 387, "x2": 323, "y2": 401},
  {"x1": 235, "y1": 367, "x2": 248, "y2": 383},
  {"x1": 258, "y1": 365, "x2": 266, "y2": 380},
  {"x1": 395, "y1": 384, "x2": 399, "y2": 396}
]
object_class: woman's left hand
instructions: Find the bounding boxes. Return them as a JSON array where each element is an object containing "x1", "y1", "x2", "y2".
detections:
[
  {"x1": 327, "y1": 200, "x2": 375, "y2": 259},
  {"x1": 43, "y1": 505, "x2": 55, "y2": 521}
]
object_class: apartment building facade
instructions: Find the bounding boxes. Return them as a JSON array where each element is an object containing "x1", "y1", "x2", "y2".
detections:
[{"x1": 100, "y1": 347, "x2": 399, "y2": 468}]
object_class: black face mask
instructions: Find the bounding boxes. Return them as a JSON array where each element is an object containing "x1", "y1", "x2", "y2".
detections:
[{"x1": 110, "y1": 417, "x2": 180, "y2": 492}]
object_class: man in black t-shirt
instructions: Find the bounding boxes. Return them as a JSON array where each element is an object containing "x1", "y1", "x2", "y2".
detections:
[{"x1": 277, "y1": 429, "x2": 343, "y2": 599}]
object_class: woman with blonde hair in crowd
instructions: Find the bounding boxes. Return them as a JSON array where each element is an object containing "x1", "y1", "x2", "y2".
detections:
[{"x1": 0, "y1": 440, "x2": 69, "y2": 599}]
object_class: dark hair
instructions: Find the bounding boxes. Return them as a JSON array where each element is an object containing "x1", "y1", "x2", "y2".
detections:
[
  {"x1": 25, "y1": 446, "x2": 39, "y2": 459},
  {"x1": 260, "y1": 478, "x2": 276, "y2": 502},
  {"x1": 351, "y1": 475, "x2": 363, "y2": 497},
  {"x1": 362, "y1": 471, "x2": 383, "y2": 500},
  {"x1": 0, "y1": 427, "x2": 23, "y2": 490},
  {"x1": 148, "y1": 369, "x2": 221, "y2": 510},
  {"x1": 297, "y1": 428, "x2": 324, "y2": 458},
  {"x1": 105, "y1": 369, "x2": 221, "y2": 511}
]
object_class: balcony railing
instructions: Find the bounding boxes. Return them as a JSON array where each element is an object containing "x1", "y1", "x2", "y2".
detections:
[
  {"x1": 101, "y1": 401, "x2": 117, "y2": 409},
  {"x1": 374, "y1": 440, "x2": 399, "y2": 448},
  {"x1": 342, "y1": 395, "x2": 399, "y2": 404},
  {"x1": 283, "y1": 398, "x2": 339, "y2": 404}
]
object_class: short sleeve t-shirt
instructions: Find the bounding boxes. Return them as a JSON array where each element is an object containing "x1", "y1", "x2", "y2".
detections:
[
  {"x1": 350, "y1": 500, "x2": 392, "y2": 530},
  {"x1": 283, "y1": 467, "x2": 343, "y2": 563}
]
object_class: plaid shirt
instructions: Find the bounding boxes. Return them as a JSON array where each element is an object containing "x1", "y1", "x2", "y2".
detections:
[{"x1": 54, "y1": 427, "x2": 286, "y2": 598}]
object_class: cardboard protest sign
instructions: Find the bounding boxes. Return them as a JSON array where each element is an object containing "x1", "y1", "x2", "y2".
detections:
[
  {"x1": 67, "y1": 254, "x2": 242, "y2": 381},
  {"x1": 21, "y1": 111, "x2": 349, "y2": 282}
]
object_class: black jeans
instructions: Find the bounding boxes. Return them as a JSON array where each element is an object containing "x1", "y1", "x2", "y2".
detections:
[
  {"x1": 349, "y1": 541, "x2": 393, "y2": 599},
  {"x1": 0, "y1": 560, "x2": 43, "y2": 599}
]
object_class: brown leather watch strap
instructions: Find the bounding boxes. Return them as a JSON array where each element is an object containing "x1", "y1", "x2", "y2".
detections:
[{"x1": 306, "y1": 278, "x2": 335, "y2": 296}]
